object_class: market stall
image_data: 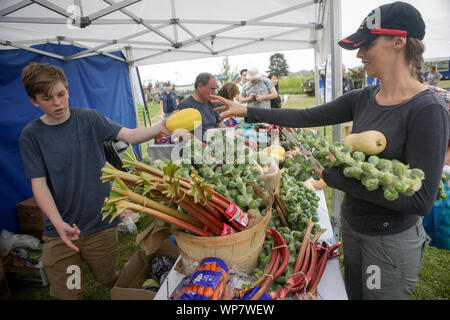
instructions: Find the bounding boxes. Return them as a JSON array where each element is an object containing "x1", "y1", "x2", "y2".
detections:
[
  {"x1": 0, "y1": 0, "x2": 337, "y2": 235},
  {"x1": 153, "y1": 186, "x2": 348, "y2": 300}
]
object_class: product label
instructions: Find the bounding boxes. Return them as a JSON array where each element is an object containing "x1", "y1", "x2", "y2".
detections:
[
  {"x1": 189, "y1": 270, "x2": 222, "y2": 289},
  {"x1": 225, "y1": 202, "x2": 249, "y2": 229},
  {"x1": 221, "y1": 223, "x2": 234, "y2": 236}
]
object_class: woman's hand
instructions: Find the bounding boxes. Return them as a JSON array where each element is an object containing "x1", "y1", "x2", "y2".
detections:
[
  {"x1": 210, "y1": 95, "x2": 248, "y2": 121},
  {"x1": 314, "y1": 151, "x2": 336, "y2": 179}
]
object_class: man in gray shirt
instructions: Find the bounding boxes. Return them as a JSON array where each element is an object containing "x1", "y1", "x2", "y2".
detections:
[{"x1": 178, "y1": 72, "x2": 227, "y2": 141}]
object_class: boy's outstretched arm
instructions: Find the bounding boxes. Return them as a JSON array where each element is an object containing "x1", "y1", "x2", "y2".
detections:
[
  {"x1": 31, "y1": 177, "x2": 80, "y2": 251},
  {"x1": 116, "y1": 120, "x2": 171, "y2": 145}
]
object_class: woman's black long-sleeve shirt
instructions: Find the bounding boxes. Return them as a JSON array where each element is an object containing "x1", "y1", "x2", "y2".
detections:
[{"x1": 247, "y1": 85, "x2": 449, "y2": 235}]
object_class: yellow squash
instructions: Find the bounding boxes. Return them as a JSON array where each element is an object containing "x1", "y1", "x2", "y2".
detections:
[
  {"x1": 166, "y1": 108, "x2": 202, "y2": 132},
  {"x1": 263, "y1": 145, "x2": 286, "y2": 161},
  {"x1": 343, "y1": 130, "x2": 387, "y2": 155}
]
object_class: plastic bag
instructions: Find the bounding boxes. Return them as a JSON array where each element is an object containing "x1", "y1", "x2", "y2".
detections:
[
  {"x1": 117, "y1": 217, "x2": 137, "y2": 234},
  {"x1": 0, "y1": 229, "x2": 42, "y2": 257},
  {"x1": 170, "y1": 257, "x2": 233, "y2": 300},
  {"x1": 423, "y1": 181, "x2": 450, "y2": 250},
  {"x1": 150, "y1": 256, "x2": 175, "y2": 284}
]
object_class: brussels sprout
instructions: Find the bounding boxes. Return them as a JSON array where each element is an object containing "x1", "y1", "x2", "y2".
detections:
[
  {"x1": 249, "y1": 199, "x2": 259, "y2": 209},
  {"x1": 378, "y1": 172, "x2": 394, "y2": 185},
  {"x1": 361, "y1": 162, "x2": 375, "y2": 173},
  {"x1": 384, "y1": 187, "x2": 399, "y2": 201},
  {"x1": 365, "y1": 178, "x2": 380, "y2": 191},
  {"x1": 393, "y1": 180, "x2": 408, "y2": 193},
  {"x1": 299, "y1": 172, "x2": 310, "y2": 182},
  {"x1": 284, "y1": 157, "x2": 295, "y2": 168},
  {"x1": 368, "y1": 155, "x2": 380, "y2": 166},
  {"x1": 284, "y1": 234, "x2": 294, "y2": 244},
  {"x1": 288, "y1": 213, "x2": 297, "y2": 224},
  {"x1": 343, "y1": 167, "x2": 354, "y2": 178},
  {"x1": 393, "y1": 162, "x2": 407, "y2": 178},
  {"x1": 352, "y1": 151, "x2": 366, "y2": 162},
  {"x1": 409, "y1": 168, "x2": 425, "y2": 180},
  {"x1": 292, "y1": 231, "x2": 303, "y2": 240},
  {"x1": 236, "y1": 195, "x2": 250, "y2": 208},
  {"x1": 278, "y1": 227, "x2": 291, "y2": 234},
  {"x1": 328, "y1": 144, "x2": 337, "y2": 154},
  {"x1": 342, "y1": 145, "x2": 353, "y2": 153},
  {"x1": 376, "y1": 159, "x2": 393, "y2": 172}
]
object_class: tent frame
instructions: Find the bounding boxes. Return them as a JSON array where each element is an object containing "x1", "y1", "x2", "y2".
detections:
[
  {"x1": 0, "y1": 0, "x2": 344, "y2": 242},
  {"x1": 0, "y1": 0, "x2": 322, "y2": 65}
]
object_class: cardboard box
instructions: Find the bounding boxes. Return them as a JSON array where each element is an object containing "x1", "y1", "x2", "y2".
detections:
[
  {"x1": 0, "y1": 263, "x2": 11, "y2": 300},
  {"x1": 2, "y1": 254, "x2": 49, "y2": 287},
  {"x1": 16, "y1": 197, "x2": 44, "y2": 240},
  {"x1": 111, "y1": 239, "x2": 179, "y2": 300}
]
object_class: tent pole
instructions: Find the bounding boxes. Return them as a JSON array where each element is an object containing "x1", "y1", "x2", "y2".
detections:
[
  {"x1": 330, "y1": 0, "x2": 343, "y2": 243},
  {"x1": 314, "y1": 46, "x2": 320, "y2": 107},
  {"x1": 135, "y1": 66, "x2": 152, "y2": 126}
]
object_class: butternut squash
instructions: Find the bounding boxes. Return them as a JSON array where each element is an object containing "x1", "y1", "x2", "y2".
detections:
[
  {"x1": 343, "y1": 130, "x2": 387, "y2": 155},
  {"x1": 166, "y1": 108, "x2": 202, "y2": 132}
]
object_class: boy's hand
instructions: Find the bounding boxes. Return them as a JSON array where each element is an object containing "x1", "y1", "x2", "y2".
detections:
[
  {"x1": 160, "y1": 119, "x2": 171, "y2": 136},
  {"x1": 55, "y1": 222, "x2": 80, "y2": 252}
]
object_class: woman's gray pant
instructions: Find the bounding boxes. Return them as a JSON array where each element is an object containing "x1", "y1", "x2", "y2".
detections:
[{"x1": 342, "y1": 216, "x2": 431, "y2": 300}]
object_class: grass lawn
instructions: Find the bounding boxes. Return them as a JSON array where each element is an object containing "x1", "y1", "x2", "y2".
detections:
[
  {"x1": 8, "y1": 95, "x2": 449, "y2": 300},
  {"x1": 437, "y1": 79, "x2": 450, "y2": 89}
]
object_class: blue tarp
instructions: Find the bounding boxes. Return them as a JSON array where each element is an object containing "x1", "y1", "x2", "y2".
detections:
[{"x1": 0, "y1": 43, "x2": 138, "y2": 233}]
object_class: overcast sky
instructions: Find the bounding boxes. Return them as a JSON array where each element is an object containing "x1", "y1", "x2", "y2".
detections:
[{"x1": 138, "y1": 0, "x2": 449, "y2": 85}]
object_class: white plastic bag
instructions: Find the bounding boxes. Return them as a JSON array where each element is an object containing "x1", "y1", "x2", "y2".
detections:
[
  {"x1": 0, "y1": 229, "x2": 42, "y2": 256},
  {"x1": 117, "y1": 217, "x2": 138, "y2": 234}
]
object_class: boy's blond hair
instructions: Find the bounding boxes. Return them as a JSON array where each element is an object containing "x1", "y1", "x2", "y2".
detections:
[{"x1": 21, "y1": 63, "x2": 68, "y2": 98}]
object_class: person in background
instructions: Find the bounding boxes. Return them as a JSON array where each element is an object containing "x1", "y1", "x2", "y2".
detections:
[
  {"x1": 211, "y1": 1, "x2": 448, "y2": 300},
  {"x1": 268, "y1": 73, "x2": 281, "y2": 109},
  {"x1": 342, "y1": 65, "x2": 356, "y2": 135},
  {"x1": 237, "y1": 69, "x2": 248, "y2": 96},
  {"x1": 217, "y1": 82, "x2": 257, "y2": 150},
  {"x1": 160, "y1": 82, "x2": 179, "y2": 119},
  {"x1": 218, "y1": 82, "x2": 240, "y2": 127},
  {"x1": 178, "y1": 72, "x2": 227, "y2": 141},
  {"x1": 426, "y1": 65, "x2": 443, "y2": 86},
  {"x1": 238, "y1": 67, "x2": 277, "y2": 109},
  {"x1": 342, "y1": 64, "x2": 355, "y2": 94},
  {"x1": 218, "y1": 82, "x2": 240, "y2": 102},
  {"x1": 19, "y1": 63, "x2": 170, "y2": 300}
]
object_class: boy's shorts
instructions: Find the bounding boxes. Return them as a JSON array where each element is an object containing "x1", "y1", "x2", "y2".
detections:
[{"x1": 42, "y1": 226, "x2": 119, "y2": 300}]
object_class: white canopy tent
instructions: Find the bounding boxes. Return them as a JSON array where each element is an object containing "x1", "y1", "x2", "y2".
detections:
[
  {"x1": 0, "y1": 0, "x2": 346, "y2": 239},
  {"x1": 0, "y1": 0, "x2": 334, "y2": 65}
]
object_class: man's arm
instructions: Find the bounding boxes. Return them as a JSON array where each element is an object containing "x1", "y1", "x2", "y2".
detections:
[
  {"x1": 31, "y1": 177, "x2": 80, "y2": 251},
  {"x1": 256, "y1": 87, "x2": 278, "y2": 102},
  {"x1": 159, "y1": 100, "x2": 165, "y2": 118}
]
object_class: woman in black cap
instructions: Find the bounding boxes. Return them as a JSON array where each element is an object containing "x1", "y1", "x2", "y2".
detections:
[{"x1": 211, "y1": 2, "x2": 449, "y2": 300}]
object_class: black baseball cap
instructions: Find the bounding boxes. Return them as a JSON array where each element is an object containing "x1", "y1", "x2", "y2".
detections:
[{"x1": 338, "y1": 1, "x2": 425, "y2": 50}]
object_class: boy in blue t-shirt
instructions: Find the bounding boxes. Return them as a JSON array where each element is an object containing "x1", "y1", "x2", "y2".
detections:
[{"x1": 19, "y1": 63, "x2": 170, "y2": 300}]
